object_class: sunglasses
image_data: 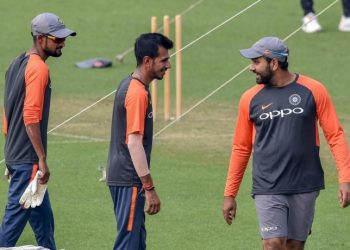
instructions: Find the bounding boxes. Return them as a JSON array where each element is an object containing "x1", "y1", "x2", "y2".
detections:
[{"x1": 45, "y1": 35, "x2": 66, "y2": 44}]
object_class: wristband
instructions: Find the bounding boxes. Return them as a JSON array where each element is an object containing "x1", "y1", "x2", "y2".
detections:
[{"x1": 143, "y1": 182, "x2": 155, "y2": 191}]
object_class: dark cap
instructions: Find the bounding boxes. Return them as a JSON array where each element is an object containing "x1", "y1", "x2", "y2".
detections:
[
  {"x1": 240, "y1": 36, "x2": 288, "y2": 62},
  {"x1": 31, "y1": 12, "x2": 76, "y2": 38}
]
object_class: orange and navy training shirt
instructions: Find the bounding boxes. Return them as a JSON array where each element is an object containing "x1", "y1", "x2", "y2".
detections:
[
  {"x1": 224, "y1": 74, "x2": 350, "y2": 197},
  {"x1": 106, "y1": 75, "x2": 153, "y2": 186},
  {"x1": 3, "y1": 53, "x2": 51, "y2": 164}
]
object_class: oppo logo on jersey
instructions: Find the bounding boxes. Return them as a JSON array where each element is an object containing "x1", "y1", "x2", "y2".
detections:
[{"x1": 259, "y1": 107, "x2": 304, "y2": 120}]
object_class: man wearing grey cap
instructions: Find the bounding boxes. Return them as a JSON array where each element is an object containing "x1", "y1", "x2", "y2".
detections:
[
  {"x1": 1, "y1": 13, "x2": 76, "y2": 249},
  {"x1": 222, "y1": 36, "x2": 350, "y2": 249}
]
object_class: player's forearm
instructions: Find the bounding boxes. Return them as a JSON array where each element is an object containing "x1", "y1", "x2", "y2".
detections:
[
  {"x1": 326, "y1": 131, "x2": 350, "y2": 183},
  {"x1": 128, "y1": 140, "x2": 151, "y2": 179},
  {"x1": 224, "y1": 171, "x2": 244, "y2": 197},
  {"x1": 25, "y1": 123, "x2": 46, "y2": 161},
  {"x1": 224, "y1": 148, "x2": 251, "y2": 197}
]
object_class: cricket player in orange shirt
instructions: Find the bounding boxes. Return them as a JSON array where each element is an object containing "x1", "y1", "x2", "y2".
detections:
[{"x1": 222, "y1": 36, "x2": 350, "y2": 250}]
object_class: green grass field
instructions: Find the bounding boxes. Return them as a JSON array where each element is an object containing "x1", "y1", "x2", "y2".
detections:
[{"x1": 0, "y1": 0, "x2": 350, "y2": 249}]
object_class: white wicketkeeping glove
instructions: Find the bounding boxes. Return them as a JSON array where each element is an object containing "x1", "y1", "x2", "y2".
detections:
[
  {"x1": 4, "y1": 167, "x2": 11, "y2": 183},
  {"x1": 19, "y1": 171, "x2": 47, "y2": 209},
  {"x1": 98, "y1": 165, "x2": 106, "y2": 182},
  {"x1": 31, "y1": 180, "x2": 48, "y2": 208}
]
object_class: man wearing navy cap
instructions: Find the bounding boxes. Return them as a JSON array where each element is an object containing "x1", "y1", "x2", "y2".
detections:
[
  {"x1": 222, "y1": 37, "x2": 350, "y2": 249},
  {"x1": 0, "y1": 13, "x2": 76, "y2": 249}
]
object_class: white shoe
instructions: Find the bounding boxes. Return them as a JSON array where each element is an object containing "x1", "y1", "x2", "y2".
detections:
[
  {"x1": 302, "y1": 13, "x2": 322, "y2": 33},
  {"x1": 339, "y1": 15, "x2": 350, "y2": 32}
]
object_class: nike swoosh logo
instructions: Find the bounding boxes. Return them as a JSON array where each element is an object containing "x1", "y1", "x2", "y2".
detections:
[{"x1": 261, "y1": 103, "x2": 273, "y2": 110}]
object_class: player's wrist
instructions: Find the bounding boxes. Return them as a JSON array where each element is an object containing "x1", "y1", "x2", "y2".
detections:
[
  {"x1": 38, "y1": 156, "x2": 47, "y2": 162},
  {"x1": 224, "y1": 195, "x2": 236, "y2": 200},
  {"x1": 143, "y1": 182, "x2": 155, "y2": 191}
]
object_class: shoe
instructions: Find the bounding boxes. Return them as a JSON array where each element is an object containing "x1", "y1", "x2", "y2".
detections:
[
  {"x1": 339, "y1": 15, "x2": 350, "y2": 32},
  {"x1": 302, "y1": 13, "x2": 322, "y2": 33}
]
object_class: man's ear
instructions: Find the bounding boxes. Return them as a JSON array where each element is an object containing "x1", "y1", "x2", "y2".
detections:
[
  {"x1": 36, "y1": 34, "x2": 46, "y2": 44},
  {"x1": 271, "y1": 58, "x2": 279, "y2": 71},
  {"x1": 143, "y1": 56, "x2": 153, "y2": 69}
]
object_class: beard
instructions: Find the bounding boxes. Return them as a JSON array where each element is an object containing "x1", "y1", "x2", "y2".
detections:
[
  {"x1": 255, "y1": 66, "x2": 273, "y2": 85},
  {"x1": 43, "y1": 47, "x2": 62, "y2": 57},
  {"x1": 155, "y1": 75, "x2": 164, "y2": 80},
  {"x1": 153, "y1": 68, "x2": 167, "y2": 80}
]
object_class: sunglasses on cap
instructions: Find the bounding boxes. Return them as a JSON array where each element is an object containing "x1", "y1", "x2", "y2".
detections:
[{"x1": 45, "y1": 35, "x2": 66, "y2": 44}]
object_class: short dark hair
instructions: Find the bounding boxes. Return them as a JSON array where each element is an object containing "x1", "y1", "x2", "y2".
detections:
[
  {"x1": 134, "y1": 33, "x2": 174, "y2": 66},
  {"x1": 264, "y1": 56, "x2": 289, "y2": 70},
  {"x1": 31, "y1": 32, "x2": 38, "y2": 42}
]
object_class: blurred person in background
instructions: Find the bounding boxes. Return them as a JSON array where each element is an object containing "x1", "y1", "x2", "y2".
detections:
[{"x1": 301, "y1": 0, "x2": 350, "y2": 32}]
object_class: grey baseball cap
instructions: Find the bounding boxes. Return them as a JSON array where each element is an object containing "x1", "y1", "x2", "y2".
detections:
[
  {"x1": 31, "y1": 12, "x2": 76, "y2": 38},
  {"x1": 240, "y1": 36, "x2": 288, "y2": 62}
]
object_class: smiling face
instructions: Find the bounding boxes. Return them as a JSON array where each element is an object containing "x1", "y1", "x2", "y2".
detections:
[
  {"x1": 249, "y1": 57, "x2": 274, "y2": 85},
  {"x1": 148, "y1": 46, "x2": 171, "y2": 80}
]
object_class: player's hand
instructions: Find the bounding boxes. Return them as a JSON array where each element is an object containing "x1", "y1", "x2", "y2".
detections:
[
  {"x1": 19, "y1": 171, "x2": 47, "y2": 209},
  {"x1": 38, "y1": 159, "x2": 50, "y2": 184},
  {"x1": 144, "y1": 189, "x2": 161, "y2": 215},
  {"x1": 222, "y1": 196, "x2": 237, "y2": 225},
  {"x1": 338, "y1": 182, "x2": 350, "y2": 208}
]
